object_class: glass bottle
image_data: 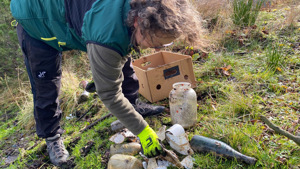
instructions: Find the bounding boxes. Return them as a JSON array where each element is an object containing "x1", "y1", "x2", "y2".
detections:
[{"x1": 169, "y1": 82, "x2": 197, "y2": 128}]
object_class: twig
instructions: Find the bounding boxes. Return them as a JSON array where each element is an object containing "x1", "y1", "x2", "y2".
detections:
[
  {"x1": 38, "y1": 162, "x2": 46, "y2": 169},
  {"x1": 260, "y1": 115, "x2": 300, "y2": 146},
  {"x1": 237, "y1": 114, "x2": 251, "y2": 119},
  {"x1": 80, "y1": 141, "x2": 95, "y2": 157},
  {"x1": 26, "y1": 141, "x2": 40, "y2": 150},
  {"x1": 80, "y1": 113, "x2": 113, "y2": 133},
  {"x1": 208, "y1": 92, "x2": 217, "y2": 104},
  {"x1": 5, "y1": 110, "x2": 8, "y2": 122},
  {"x1": 76, "y1": 104, "x2": 95, "y2": 122}
]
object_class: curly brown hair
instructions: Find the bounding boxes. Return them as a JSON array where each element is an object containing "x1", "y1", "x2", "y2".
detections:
[{"x1": 127, "y1": 0, "x2": 208, "y2": 50}]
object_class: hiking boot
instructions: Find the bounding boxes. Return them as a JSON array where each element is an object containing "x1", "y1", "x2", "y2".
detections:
[
  {"x1": 46, "y1": 134, "x2": 69, "y2": 167},
  {"x1": 133, "y1": 99, "x2": 165, "y2": 117},
  {"x1": 85, "y1": 81, "x2": 96, "y2": 93}
]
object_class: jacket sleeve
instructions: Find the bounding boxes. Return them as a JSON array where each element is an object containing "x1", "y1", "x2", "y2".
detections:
[{"x1": 87, "y1": 43, "x2": 148, "y2": 135}]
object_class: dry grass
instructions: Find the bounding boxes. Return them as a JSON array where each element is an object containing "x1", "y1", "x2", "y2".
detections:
[
  {"x1": 191, "y1": 0, "x2": 229, "y2": 21},
  {"x1": 189, "y1": 0, "x2": 233, "y2": 49},
  {"x1": 285, "y1": 4, "x2": 300, "y2": 26},
  {"x1": 59, "y1": 53, "x2": 85, "y2": 118},
  {"x1": 0, "y1": 70, "x2": 35, "y2": 130},
  {"x1": 0, "y1": 72, "x2": 30, "y2": 111},
  {"x1": 17, "y1": 98, "x2": 34, "y2": 130}
]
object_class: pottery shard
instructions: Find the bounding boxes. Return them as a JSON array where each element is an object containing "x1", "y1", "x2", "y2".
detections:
[
  {"x1": 108, "y1": 154, "x2": 143, "y2": 169},
  {"x1": 165, "y1": 124, "x2": 194, "y2": 155},
  {"x1": 109, "y1": 142, "x2": 141, "y2": 157},
  {"x1": 109, "y1": 129, "x2": 137, "y2": 144}
]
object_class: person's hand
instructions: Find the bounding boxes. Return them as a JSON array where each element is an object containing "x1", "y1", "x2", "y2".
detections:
[{"x1": 138, "y1": 125, "x2": 165, "y2": 158}]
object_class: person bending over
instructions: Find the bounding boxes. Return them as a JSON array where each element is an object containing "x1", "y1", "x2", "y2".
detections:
[{"x1": 11, "y1": 0, "x2": 206, "y2": 167}]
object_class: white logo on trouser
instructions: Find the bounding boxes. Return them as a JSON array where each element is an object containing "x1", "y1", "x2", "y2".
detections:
[{"x1": 38, "y1": 71, "x2": 46, "y2": 78}]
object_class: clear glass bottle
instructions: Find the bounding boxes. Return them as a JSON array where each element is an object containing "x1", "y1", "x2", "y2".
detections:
[{"x1": 169, "y1": 82, "x2": 197, "y2": 128}]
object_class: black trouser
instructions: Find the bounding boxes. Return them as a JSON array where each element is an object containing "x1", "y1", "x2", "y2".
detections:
[{"x1": 16, "y1": 24, "x2": 139, "y2": 138}]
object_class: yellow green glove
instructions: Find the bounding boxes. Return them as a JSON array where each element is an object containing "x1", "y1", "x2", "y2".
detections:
[{"x1": 138, "y1": 125, "x2": 165, "y2": 158}]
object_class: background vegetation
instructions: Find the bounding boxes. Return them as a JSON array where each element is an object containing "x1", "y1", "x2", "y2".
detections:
[{"x1": 0, "y1": 0, "x2": 299, "y2": 168}]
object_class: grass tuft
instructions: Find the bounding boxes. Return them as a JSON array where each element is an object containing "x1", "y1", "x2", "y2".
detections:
[
  {"x1": 265, "y1": 43, "x2": 285, "y2": 74},
  {"x1": 232, "y1": 0, "x2": 264, "y2": 27}
]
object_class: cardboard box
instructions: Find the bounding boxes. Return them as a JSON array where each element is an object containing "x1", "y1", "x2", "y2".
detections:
[{"x1": 132, "y1": 51, "x2": 196, "y2": 103}]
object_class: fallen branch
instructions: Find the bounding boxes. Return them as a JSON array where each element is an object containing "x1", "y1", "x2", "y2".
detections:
[
  {"x1": 260, "y1": 115, "x2": 300, "y2": 146},
  {"x1": 80, "y1": 113, "x2": 113, "y2": 133}
]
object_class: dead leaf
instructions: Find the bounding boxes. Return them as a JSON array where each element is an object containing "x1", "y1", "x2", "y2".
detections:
[
  {"x1": 225, "y1": 30, "x2": 233, "y2": 34},
  {"x1": 292, "y1": 120, "x2": 298, "y2": 126},
  {"x1": 251, "y1": 25, "x2": 257, "y2": 29},
  {"x1": 250, "y1": 119, "x2": 258, "y2": 124},
  {"x1": 262, "y1": 30, "x2": 269, "y2": 35},
  {"x1": 243, "y1": 28, "x2": 250, "y2": 35},
  {"x1": 239, "y1": 39, "x2": 245, "y2": 46},
  {"x1": 223, "y1": 70, "x2": 230, "y2": 76},
  {"x1": 222, "y1": 65, "x2": 232, "y2": 71},
  {"x1": 189, "y1": 50, "x2": 194, "y2": 56},
  {"x1": 220, "y1": 65, "x2": 232, "y2": 76},
  {"x1": 276, "y1": 156, "x2": 287, "y2": 164},
  {"x1": 201, "y1": 52, "x2": 208, "y2": 59}
]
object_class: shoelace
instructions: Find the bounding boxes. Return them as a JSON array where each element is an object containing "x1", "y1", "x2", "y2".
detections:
[{"x1": 47, "y1": 138, "x2": 65, "y2": 158}]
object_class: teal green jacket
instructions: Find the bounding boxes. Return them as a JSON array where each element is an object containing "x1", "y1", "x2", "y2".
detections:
[{"x1": 10, "y1": 0, "x2": 132, "y2": 56}]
